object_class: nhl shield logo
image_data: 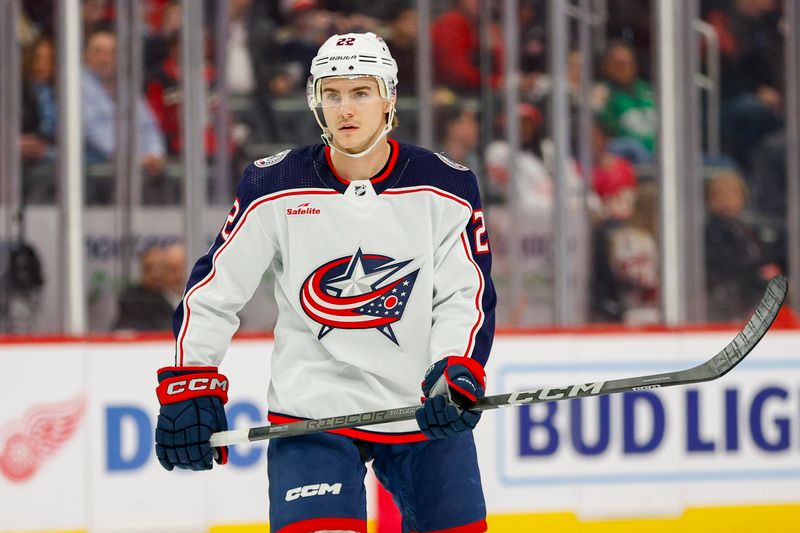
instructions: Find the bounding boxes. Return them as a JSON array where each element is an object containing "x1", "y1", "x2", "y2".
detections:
[{"x1": 300, "y1": 247, "x2": 420, "y2": 344}]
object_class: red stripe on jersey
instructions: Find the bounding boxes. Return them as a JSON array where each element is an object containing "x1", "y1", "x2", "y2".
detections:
[
  {"x1": 277, "y1": 517, "x2": 367, "y2": 533},
  {"x1": 177, "y1": 189, "x2": 338, "y2": 364},
  {"x1": 382, "y1": 185, "x2": 473, "y2": 211},
  {"x1": 370, "y1": 138, "x2": 400, "y2": 183},
  {"x1": 411, "y1": 519, "x2": 488, "y2": 533},
  {"x1": 300, "y1": 276, "x2": 398, "y2": 328},
  {"x1": 459, "y1": 231, "x2": 485, "y2": 359},
  {"x1": 300, "y1": 292, "x2": 397, "y2": 328},
  {"x1": 268, "y1": 413, "x2": 428, "y2": 444},
  {"x1": 324, "y1": 138, "x2": 399, "y2": 185}
]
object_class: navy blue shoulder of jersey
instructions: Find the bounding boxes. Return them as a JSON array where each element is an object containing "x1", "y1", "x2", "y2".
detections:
[
  {"x1": 172, "y1": 145, "x2": 323, "y2": 343},
  {"x1": 238, "y1": 145, "x2": 328, "y2": 204},
  {"x1": 390, "y1": 143, "x2": 483, "y2": 210}
]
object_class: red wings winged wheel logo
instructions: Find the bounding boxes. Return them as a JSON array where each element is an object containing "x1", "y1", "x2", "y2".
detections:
[{"x1": 0, "y1": 394, "x2": 86, "y2": 483}]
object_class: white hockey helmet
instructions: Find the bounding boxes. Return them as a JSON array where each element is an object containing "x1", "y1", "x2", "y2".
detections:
[
  {"x1": 307, "y1": 32, "x2": 399, "y2": 158},
  {"x1": 307, "y1": 32, "x2": 398, "y2": 108}
]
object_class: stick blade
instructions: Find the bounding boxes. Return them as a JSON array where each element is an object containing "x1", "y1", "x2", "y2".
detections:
[{"x1": 707, "y1": 274, "x2": 787, "y2": 378}]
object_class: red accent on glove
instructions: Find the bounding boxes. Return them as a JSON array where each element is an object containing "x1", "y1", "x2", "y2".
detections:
[
  {"x1": 443, "y1": 356, "x2": 487, "y2": 403},
  {"x1": 156, "y1": 367, "x2": 229, "y2": 405},
  {"x1": 215, "y1": 446, "x2": 229, "y2": 465}
]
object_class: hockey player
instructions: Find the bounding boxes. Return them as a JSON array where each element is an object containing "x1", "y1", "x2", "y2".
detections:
[{"x1": 155, "y1": 32, "x2": 496, "y2": 533}]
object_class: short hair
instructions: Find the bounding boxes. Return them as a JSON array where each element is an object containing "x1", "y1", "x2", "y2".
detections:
[
  {"x1": 83, "y1": 27, "x2": 115, "y2": 51},
  {"x1": 603, "y1": 38, "x2": 635, "y2": 61},
  {"x1": 705, "y1": 169, "x2": 748, "y2": 201},
  {"x1": 22, "y1": 35, "x2": 55, "y2": 80},
  {"x1": 434, "y1": 104, "x2": 466, "y2": 142}
]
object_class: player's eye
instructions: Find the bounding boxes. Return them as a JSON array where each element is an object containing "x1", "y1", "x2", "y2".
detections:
[{"x1": 322, "y1": 93, "x2": 341, "y2": 105}]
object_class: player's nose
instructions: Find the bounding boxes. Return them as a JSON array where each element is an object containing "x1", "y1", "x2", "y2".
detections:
[{"x1": 338, "y1": 103, "x2": 356, "y2": 117}]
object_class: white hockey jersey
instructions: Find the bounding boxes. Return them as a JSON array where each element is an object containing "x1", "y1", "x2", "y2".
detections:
[{"x1": 172, "y1": 139, "x2": 496, "y2": 442}]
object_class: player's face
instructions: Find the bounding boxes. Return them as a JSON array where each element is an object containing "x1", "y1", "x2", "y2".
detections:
[{"x1": 319, "y1": 77, "x2": 392, "y2": 154}]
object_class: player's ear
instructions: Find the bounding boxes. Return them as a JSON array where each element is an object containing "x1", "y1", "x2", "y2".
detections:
[{"x1": 383, "y1": 96, "x2": 395, "y2": 114}]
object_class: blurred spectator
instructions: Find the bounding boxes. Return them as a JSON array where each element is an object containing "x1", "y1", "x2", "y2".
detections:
[
  {"x1": 21, "y1": 36, "x2": 58, "y2": 203},
  {"x1": 270, "y1": 1, "x2": 332, "y2": 97},
  {"x1": 324, "y1": 2, "x2": 381, "y2": 33},
  {"x1": 224, "y1": 0, "x2": 281, "y2": 144},
  {"x1": 431, "y1": 0, "x2": 503, "y2": 92},
  {"x1": 113, "y1": 246, "x2": 175, "y2": 331},
  {"x1": 518, "y1": 2, "x2": 547, "y2": 74},
  {"x1": 161, "y1": 243, "x2": 187, "y2": 308},
  {"x1": 627, "y1": 180, "x2": 659, "y2": 244},
  {"x1": 516, "y1": 1, "x2": 548, "y2": 99},
  {"x1": 145, "y1": 30, "x2": 220, "y2": 158},
  {"x1": 226, "y1": 0, "x2": 258, "y2": 97},
  {"x1": 143, "y1": 0, "x2": 182, "y2": 73},
  {"x1": 529, "y1": 49, "x2": 600, "y2": 148},
  {"x1": 750, "y1": 129, "x2": 787, "y2": 217},
  {"x1": 704, "y1": 169, "x2": 780, "y2": 322},
  {"x1": 82, "y1": 29, "x2": 166, "y2": 174},
  {"x1": 19, "y1": 0, "x2": 54, "y2": 47},
  {"x1": 589, "y1": 119, "x2": 638, "y2": 214},
  {"x1": 21, "y1": 36, "x2": 57, "y2": 166},
  {"x1": 434, "y1": 100, "x2": 480, "y2": 172},
  {"x1": 606, "y1": 0, "x2": 653, "y2": 79},
  {"x1": 323, "y1": 0, "x2": 406, "y2": 22},
  {"x1": 706, "y1": 0, "x2": 784, "y2": 171},
  {"x1": 485, "y1": 103, "x2": 553, "y2": 209},
  {"x1": 384, "y1": 3, "x2": 418, "y2": 95},
  {"x1": 594, "y1": 40, "x2": 656, "y2": 164},
  {"x1": 589, "y1": 120, "x2": 659, "y2": 324}
]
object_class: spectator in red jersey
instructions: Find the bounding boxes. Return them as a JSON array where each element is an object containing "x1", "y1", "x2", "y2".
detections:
[
  {"x1": 589, "y1": 119, "x2": 659, "y2": 324},
  {"x1": 431, "y1": 0, "x2": 503, "y2": 92},
  {"x1": 145, "y1": 30, "x2": 220, "y2": 158},
  {"x1": 590, "y1": 120, "x2": 639, "y2": 218}
]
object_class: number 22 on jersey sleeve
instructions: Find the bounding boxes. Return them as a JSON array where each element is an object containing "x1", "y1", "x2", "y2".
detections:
[{"x1": 472, "y1": 210, "x2": 490, "y2": 255}]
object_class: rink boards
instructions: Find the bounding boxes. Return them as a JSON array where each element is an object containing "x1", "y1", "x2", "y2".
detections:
[{"x1": 1, "y1": 329, "x2": 800, "y2": 532}]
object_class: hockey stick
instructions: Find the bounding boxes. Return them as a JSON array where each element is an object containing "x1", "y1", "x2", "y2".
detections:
[{"x1": 210, "y1": 275, "x2": 787, "y2": 448}]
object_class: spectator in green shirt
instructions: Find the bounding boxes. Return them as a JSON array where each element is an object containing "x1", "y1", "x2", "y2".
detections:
[{"x1": 594, "y1": 40, "x2": 656, "y2": 164}]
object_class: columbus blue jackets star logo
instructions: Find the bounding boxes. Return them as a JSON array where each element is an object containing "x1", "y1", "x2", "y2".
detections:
[{"x1": 300, "y1": 247, "x2": 420, "y2": 344}]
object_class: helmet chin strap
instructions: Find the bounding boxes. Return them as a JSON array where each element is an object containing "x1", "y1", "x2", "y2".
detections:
[{"x1": 316, "y1": 107, "x2": 396, "y2": 160}]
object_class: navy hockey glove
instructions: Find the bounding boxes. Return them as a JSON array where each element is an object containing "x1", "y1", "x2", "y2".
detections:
[
  {"x1": 155, "y1": 366, "x2": 229, "y2": 471},
  {"x1": 415, "y1": 356, "x2": 486, "y2": 440}
]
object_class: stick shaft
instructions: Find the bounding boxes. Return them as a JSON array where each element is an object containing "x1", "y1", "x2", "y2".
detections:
[{"x1": 210, "y1": 276, "x2": 786, "y2": 448}]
